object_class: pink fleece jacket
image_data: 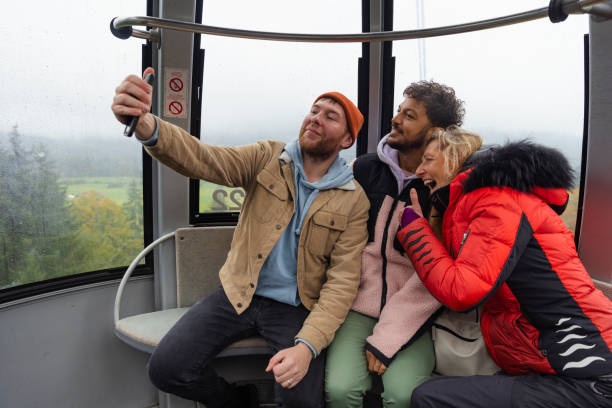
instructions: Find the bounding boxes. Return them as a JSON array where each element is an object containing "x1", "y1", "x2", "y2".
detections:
[{"x1": 351, "y1": 195, "x2": 441, "y2": 361}]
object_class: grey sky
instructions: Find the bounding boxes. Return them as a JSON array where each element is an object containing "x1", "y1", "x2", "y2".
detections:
[
  {"x1": 1, "y1": 0, "x2": 589, "y2": 166},
  {"x1": 1, "y1": 0, "x2": 144, "y2": 140},
  {"x1": 394, "y1": 0, "x2": 588, "y2": 134}
]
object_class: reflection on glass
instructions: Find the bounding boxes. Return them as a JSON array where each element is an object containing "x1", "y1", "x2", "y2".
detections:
[
  {"x1": 393, "y1": 0, "x2": 588, "y2": 232},
  {"x1": 0, "y1": 1, "x2": 145, "y2": 288},
  {"x1": 200, "y1": 182, "x2": 245, "y2": 213},
  {"x1": 198, "y1": 0, "x2": 361, "y2": 213}
]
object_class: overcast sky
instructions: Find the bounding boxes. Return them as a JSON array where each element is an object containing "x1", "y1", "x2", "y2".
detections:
[{"x1": 1, "y1": 0, "x2": 589, "y2": 163}]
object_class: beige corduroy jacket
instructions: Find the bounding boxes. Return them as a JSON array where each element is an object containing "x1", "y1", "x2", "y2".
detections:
[{"x1": 145, "y1": 118, "x2": 369, "y2": 354}]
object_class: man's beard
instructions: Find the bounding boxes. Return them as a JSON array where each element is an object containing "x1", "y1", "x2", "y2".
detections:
[
  {"x1": 299, "y1": 135, "x2": 337, "y2": 162},
  {"x1": 387, "y1": 126, "x2": 429, "y2": 151}
]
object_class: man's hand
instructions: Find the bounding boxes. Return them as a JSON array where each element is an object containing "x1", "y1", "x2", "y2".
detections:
[
  {"x1": 111, "y1": 67, "x2": 156, "y2": 140},
  {"x1": 265, "y1": 343, "x2": 313, "y2": 389},
  {"x1": 365, "y1": 349, "x2": 387, "y2": 375}
]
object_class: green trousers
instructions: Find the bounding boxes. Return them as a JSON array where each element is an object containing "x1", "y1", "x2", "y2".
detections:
[{"x1": 325, "y1": 311, "x2": 435, "y2": 408}]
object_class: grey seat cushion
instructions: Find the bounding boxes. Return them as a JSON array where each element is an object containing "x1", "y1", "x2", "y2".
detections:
[
  {"x1": 116, "y1": 308, "x2": 189, "y2": 352},
  {"x1": 116, "y1": 307, "x2": 270, "y2": 355}
]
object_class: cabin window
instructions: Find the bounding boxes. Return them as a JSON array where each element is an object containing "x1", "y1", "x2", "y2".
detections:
[
  {"x1": 193, "y1": 0, "x2": 362, "y2": 220},
  {"x1": 393, "y1": 0, "x2": 589, "y2": 232},
  {"x1": 0, "y1": 0, "x2": 149, "y2": 294}
]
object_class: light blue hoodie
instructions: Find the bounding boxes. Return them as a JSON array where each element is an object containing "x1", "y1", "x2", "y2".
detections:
[{"x1": 254, "y1": 139, "x2": 354, "y2": 306}]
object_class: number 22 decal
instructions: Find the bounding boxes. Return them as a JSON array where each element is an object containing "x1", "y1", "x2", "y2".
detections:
[{"x1": 211, "y1": 189, "x2": 245, "y2": 211}]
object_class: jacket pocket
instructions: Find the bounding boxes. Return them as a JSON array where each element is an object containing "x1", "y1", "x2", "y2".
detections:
[
  {"x1": 307, "y1": 211, "x2": 347, "y2": 256},
  {"x1": 513, "y1": 314, "x2": 545, "y2": 357},
  {"x1": 252, "y1": 169, "x2": 288, "y2": 223}
]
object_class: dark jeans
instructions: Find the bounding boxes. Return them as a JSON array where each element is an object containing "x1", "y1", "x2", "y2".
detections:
[
  {"x1": 410, "y1": 373, "x2": 612, "y2": 408},
  {"x1": 147, "y1": 287, "x2": 325, "y2": 408}
]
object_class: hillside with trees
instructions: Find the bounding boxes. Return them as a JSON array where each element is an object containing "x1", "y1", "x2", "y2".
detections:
[
  {"x1": 0, "y1": 126, "x2": 143, "y2": 289},
  {"x1": 0, "y1": 124, "x2": 584, "y2": 290}
]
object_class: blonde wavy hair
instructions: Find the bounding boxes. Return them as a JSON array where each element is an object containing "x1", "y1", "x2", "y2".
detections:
[{"x1": 427, "y1": 125, "x2": 483, "y2": 178}]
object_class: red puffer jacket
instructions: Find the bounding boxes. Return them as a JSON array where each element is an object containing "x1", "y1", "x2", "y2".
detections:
[{"x1": 397, "y1": 141, "x2": 612, "y2": 378}]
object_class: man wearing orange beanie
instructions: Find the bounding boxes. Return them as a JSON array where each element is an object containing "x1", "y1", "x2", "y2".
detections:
[
  {"x1": 310, "y1": 91, "x2": 363, "y2": 149},
  {"x1": 112, "y1": 68, "x2": 368, "y2": 408}
]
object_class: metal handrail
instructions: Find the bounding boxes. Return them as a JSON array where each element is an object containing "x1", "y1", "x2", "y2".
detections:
[
  {"x1": 111, "y1": 0, "x2": 606, "y2": 43},
  {"x1": 113, "y1": 231, "x2": 175, "y2": 325}
]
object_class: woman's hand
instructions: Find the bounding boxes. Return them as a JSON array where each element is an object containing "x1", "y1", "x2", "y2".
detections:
[{"x1": 398, "y1": 189, "x2": 424, "y2": 228}]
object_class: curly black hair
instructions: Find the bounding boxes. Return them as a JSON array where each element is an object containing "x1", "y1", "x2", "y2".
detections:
[{"x1": 403, "y1": 81, "x2": 465, "y2": 127}]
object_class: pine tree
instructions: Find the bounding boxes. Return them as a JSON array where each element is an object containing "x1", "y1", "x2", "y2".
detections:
[
  {"x1": 0, "y1": 125, "x2": 79, "y2": 287},
  {"x1": 25, "y1": 143, "x2": 80, "y2": 281},
  {"x1": 0, "y1": 125, "x2": 31, "y2": 287},
  {"x1": 0, "y1": 142, "x2": 10, "y2": 287},
  {"x1": 122, "y1": 178, "x2": 144, "y2": 244}
]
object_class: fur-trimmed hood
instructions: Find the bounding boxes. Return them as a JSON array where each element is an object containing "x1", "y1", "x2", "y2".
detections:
[
  {"x1": 456, "y1": 140, "x2": 575, "y2": 213},
  {"x1": 462, "y1": 140, "x2": 575, "y2": 193}
]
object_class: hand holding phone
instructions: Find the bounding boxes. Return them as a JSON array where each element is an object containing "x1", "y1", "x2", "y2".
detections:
[{"x1": 124, "y1": 72, "x2": 155, "y2": 137}]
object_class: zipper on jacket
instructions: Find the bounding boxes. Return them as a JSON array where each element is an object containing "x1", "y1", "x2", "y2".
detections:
[
  {"x1": 379, "y1": 197, "x2": 400, "y2": 313},
  {"x1": 457, "y1": 229, "x2": 470, "y2": 257},
  {"x1": 380, "y1": 178, "x2": 422, "y2": 313}
]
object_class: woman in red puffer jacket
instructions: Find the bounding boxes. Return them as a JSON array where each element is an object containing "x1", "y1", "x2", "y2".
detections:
[{"x1": 397, "y1": 127, "x2": 612, "y2": 407}]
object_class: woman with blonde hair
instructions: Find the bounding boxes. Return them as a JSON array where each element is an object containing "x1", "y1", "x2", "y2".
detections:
[
  {"x1": 415, "y1": 125, "x2": 482, "y2": 240},
  {"x1": 397, "y1": 130, "x2": 612, "y2": 407}
]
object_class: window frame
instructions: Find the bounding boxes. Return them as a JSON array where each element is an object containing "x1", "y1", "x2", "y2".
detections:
[
  {"x1": 188, "y1": 0, "x2": 374, "y2": 225},
  {"x1": 388, "y1": 0, "x2": 587, "y2": 246},
  {"x1": 573, "y1": 33, "x2": 589, "y2": 248},
  {"x1": 186, "y1": 0, "x2": 586, "y2": 249}
]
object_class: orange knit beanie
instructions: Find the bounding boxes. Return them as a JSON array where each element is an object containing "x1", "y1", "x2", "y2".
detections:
[{"x1": 315, "y1": 92, "x2": 364, "y2": 147}]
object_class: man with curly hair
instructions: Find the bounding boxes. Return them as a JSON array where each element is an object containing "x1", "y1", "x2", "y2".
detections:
[{"x1": 325, "y1": 81, "x2": 465, "y2": 408}]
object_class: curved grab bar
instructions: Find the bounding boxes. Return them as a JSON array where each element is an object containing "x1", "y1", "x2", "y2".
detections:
[
  {"x1": 113, "y1": 231, "x2": 175, "y2": 325},
  {"x1": 111, "y1": 0, "x2": 604, "y2": 43}
]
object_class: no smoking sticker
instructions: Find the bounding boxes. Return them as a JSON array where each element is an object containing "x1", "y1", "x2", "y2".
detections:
[
  {"x1": 169, "y1": 77, "x2": 183, "y2": 92},
  {"x1": 169, "y1": 101, "x2": 183, "y2": 115},
  {"x1": 163, "y1": 68, "x2": 189, "y2": 119}
]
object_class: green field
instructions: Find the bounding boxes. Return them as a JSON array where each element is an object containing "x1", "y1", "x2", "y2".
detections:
[
  {"x1": 61, "y1": 177, "x2": 139, "y2": 205},
  {"x1": 61, "y1": 177, "x2": 242, "y2": 211},
  {"x1": 62, "y1": 179, "x2": 578, "y2": 233}
]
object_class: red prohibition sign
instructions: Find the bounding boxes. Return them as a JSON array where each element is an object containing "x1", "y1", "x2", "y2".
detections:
[
  {"x1": 169, "y1": 101, "x2": 183, "y2": 115},
  {"x1": 169, "y1": 77, "x2": 184, "y2": 92}
]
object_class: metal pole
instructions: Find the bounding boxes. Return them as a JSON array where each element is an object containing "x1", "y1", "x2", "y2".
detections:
[{"x1": 112, "y1": 0, "x2": 606, "y2": 43}]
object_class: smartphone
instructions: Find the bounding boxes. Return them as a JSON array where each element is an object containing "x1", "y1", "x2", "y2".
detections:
[{"x1": 124, "y1": 73, "x2": 155, "y2": 137}]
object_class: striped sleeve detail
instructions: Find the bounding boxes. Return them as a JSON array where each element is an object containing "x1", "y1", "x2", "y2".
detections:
[{"x1": 397, "y1": 219, "x2": 437, "y2": 268}]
